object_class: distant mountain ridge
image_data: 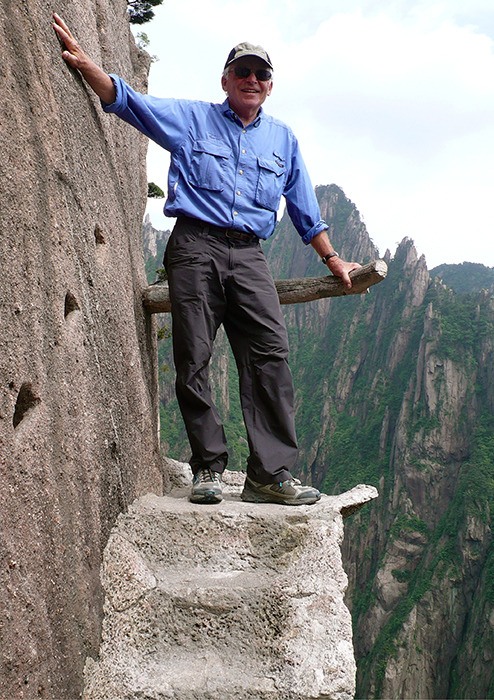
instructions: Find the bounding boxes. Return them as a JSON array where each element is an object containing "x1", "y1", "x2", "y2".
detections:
[{"x1": 431, "y1": 261, "x2": 494, "y2": 294}]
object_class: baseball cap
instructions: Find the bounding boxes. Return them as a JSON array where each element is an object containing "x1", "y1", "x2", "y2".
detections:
[{"x1": 224, "y1": 42, "x2": 273, "y2": 70}]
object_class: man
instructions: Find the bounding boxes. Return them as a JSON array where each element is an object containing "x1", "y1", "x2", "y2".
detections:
[{"x1": 53, "y1": 13, "x2": 361, "y2": 506}]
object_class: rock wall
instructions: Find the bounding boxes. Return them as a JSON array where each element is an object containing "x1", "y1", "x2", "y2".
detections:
[{"x1": 0, "y1": 1, "x2": 163, "y2": 697}]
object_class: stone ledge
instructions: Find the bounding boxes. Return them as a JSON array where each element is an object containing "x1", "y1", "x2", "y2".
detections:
[
  {"x1": 163, "y1": 457, "x2": 378, "y2": 519},
  {"x1": 83, "y1": 460, "x2": 378, "y2": 700}
]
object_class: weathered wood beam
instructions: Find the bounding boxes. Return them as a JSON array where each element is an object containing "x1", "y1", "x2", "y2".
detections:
[
  {"x1": 274, "y1": 259, "x2": 388, "y2": 305},
  {"x1": 142, "y1": 259, "x2": 388, "y2": 314}
]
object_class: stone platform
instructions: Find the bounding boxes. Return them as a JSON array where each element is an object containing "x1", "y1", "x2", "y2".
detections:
[{"x1": 83, "y1": 461, "x2": 377, "y2": 699}]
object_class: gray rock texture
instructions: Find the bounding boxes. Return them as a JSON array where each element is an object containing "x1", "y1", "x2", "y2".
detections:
[
  {"x1": 0, "y1": 2, "x2": 163, "y2": 698},
  {"x1": 83, "y1": 461, "x2": 378, "y2": 699}
]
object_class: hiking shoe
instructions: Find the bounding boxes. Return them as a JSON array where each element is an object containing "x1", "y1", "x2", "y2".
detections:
[
  {"x1": 240, "y1": 476, "x2": 321, "y2": 506},
  {"x1": 190, "y1": 469, "x2": 223, "y2": 504}
]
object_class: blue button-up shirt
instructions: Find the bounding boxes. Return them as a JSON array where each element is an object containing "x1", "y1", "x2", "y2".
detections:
[{"x1": 103, "y1": 75, "x2": 327, "y2": 244}]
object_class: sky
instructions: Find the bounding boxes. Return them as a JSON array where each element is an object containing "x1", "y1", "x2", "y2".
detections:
[{"x1": 139, "y1": 0, "x2": 494, "y2": 269}]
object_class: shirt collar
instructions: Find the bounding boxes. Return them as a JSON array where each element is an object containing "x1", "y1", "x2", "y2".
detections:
[{"x1": 221, "y1": 99, "x2": 263, "y2": 128}]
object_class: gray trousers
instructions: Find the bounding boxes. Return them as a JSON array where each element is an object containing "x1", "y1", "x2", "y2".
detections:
[{"x1": 164, "y1": 216, "x2": 298, "y2": 484}]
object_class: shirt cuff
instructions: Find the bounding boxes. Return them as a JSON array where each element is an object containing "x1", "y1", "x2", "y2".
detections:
[
  {"x1": 301, "y1": 220, "x2": 329, "y2": 245},
  {"x1": 101, "y1": 74, "x2": 125, "y2": 112}
]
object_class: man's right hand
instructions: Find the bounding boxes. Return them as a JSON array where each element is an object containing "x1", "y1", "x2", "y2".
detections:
[{"x1": 52, "y1": 13, "x2": 116, "y2": 104}]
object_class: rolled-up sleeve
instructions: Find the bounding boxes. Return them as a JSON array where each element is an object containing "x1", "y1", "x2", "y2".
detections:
[{"x1": 101, "y1": 74, "x2": 127, "y2": 112}]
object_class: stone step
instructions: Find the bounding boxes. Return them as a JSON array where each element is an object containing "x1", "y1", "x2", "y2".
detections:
[{"x1": 83, "y1": 463, "x2": 377, "y2": 699}]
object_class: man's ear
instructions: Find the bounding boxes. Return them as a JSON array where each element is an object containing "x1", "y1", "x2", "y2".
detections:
[
  {"x1": 221, "y1": 74, "x2": 228, "y2": 93},
  {"x1": 267, "y1": 80, "x2": 273, "y2": 96}
]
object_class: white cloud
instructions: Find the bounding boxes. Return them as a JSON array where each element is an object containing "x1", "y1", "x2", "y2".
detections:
[{"x1": 142, "y1": 0, "x2": 494, "y2": 268}]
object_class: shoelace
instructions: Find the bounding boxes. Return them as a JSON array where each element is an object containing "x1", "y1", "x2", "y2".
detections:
[
  {"x1": 197, "y1": 469, "x2": 219, "y2": 483},
  {"x1": 281, "y1": 478, "x2": 302, "y2": 487}
]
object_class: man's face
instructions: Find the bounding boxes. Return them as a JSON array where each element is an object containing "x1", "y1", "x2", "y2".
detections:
[{"x1": 221, "y1": 58, "x2": 273, "y2": 120}]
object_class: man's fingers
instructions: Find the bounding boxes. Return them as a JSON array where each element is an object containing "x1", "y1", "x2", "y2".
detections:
[
  {"x1": 53, "y1": 13, "x2": 82, "y2": 67},
  {"x1": 53, "y1": 12, "x2": 71, "y2": 36},
  {"x1": 53, "y1": 24, "x2": 69, "y2": 47},
  {"x1": 52, "y1": 12, "x2": 76, "y2": 48}
]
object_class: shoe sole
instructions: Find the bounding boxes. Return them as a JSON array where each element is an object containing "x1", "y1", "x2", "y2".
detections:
[
  {"x1": 189, "y1": 490, "x2": 223, "y2": 504},
  {"x1": 240, "y1": 487, "x2": 320, "y2": 506}
]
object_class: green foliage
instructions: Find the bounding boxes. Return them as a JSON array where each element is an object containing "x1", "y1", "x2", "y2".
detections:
[
  {"x1": 483, "y1": 547, "x2": 494, "y2": 607},
  {"x1": 352, "y1": 575, "x2": 377, "y2": 625},
  {"x1": 358, "y1": 417, "x2": 494, "y2": 698},
  {"x1": 460, "y1": 417, "x2": 494, "y2": 520},
  {"x1": 315, "y1": 184, "x2": 359, "y2": 233},
  {"x1": 320, "y1": 411, "x2": 384, "y2": 493},
  {"x1": 157, "y1": 323, "x2": 171, "y2": 341},
  {"x1": 134, "y1": 32, "x2": 159, "y2": 61},
  {"x1": 154, "y1": 267, "x2": 168, "y2": 283},
  {"x1": 147, "y1": 181, "x2": 165, "y2": 198},
  {"x1": 408, "y1": 412, "x2": 441, "y2": 442},
  {"x1": 437, "y1": 296, "x2": 478, "y2": 361},
  {"x1": 425, "y1": 283, "x2": 494, "y2": 371},
  {"x1": 390, "y1": 514, "x2": 429, "y2": 539},
  {"x1": 135, "y1": 31, "x2": 150, "y2": 50},
  {"x1": 431, "y1": 262, "x2": 494, "y2": 294},
  {"x1": 391, "y1": 569, "x2": 411, "y2": 583},
  {"x1": 127, "y1": 0, "x2": 164, "y2": 24}
]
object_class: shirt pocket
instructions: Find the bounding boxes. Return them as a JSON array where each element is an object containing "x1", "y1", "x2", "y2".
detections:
[
  {"x1": 188, "y1": 139, "x2": 230, "y2": 192},
  {"x1": 255, "y1": 157, "x2": 286, "y2": 211}
]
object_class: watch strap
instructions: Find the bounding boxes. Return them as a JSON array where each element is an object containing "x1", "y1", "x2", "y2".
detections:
[{"x1": 322, "y1": 252, "x2": 339, "y2": 264}]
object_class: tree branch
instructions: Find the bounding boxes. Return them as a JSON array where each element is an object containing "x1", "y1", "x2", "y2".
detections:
[{"x1": 142, "y1": 259, "x2": 388, "y2": 314}]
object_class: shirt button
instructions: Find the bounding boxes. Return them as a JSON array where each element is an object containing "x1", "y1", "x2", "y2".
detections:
[
  {"x1": 236, "y1": 190, "x2": 241, "y2": 196},
  {"x1": 241, "y1": 149, "x2": 246, "y2": 154},
  {"x1": 239, "y1": 169, "x2": 244, "y2": 175},
  {"x1": 242, "y1": 129, "x2": 246, "y2": 134},
  {"x1": 233, "y1": 211, "x2": 238, "y2": 216}
]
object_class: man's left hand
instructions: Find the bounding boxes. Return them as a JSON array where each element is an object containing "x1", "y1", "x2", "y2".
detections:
[{"x1": 326, "y1": 257, "x2": 362, "y2": 289}]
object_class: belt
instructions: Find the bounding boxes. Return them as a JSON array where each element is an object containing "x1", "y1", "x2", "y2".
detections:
[{"x1": 178, "y1": 216, "x2": 259, "y2": 244}]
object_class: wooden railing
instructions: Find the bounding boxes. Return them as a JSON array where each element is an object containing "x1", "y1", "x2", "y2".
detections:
[{"x1": 142, "y1": 260, "x2": 388, "y2": 313}]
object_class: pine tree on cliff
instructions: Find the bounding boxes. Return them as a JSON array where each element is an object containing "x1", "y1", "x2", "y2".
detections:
[{"x1": 127, "y1": 0, "x2": 164, "y2": 24}]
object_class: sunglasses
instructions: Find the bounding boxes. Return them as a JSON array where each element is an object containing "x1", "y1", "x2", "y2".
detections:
[{"x1": 233, "y1": 65, "x2": 272, "y2": 82}]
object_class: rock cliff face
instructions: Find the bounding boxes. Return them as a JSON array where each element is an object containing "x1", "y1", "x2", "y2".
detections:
[
  {"x1": 351, "y1": 280, "x2": 494, "y2": 700},
  {"x1": 0, "y1": 2, "x2": 163, "y2": 698}
]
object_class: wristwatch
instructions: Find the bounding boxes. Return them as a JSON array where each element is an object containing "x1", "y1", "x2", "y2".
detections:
[{"x1": 321, "y1": 251, "x2": 339, "y2": 264}]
